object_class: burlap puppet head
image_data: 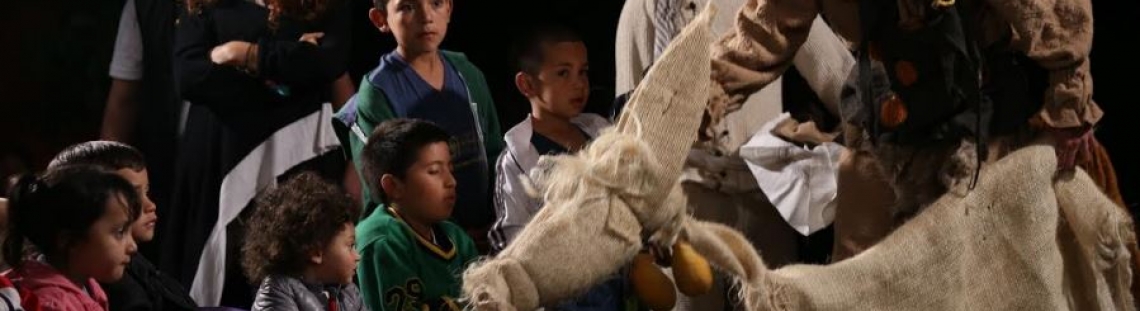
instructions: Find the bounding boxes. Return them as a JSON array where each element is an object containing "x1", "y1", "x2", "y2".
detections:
[{"x1": 461, "y1": 3, "x2": 718, "y2": 310}]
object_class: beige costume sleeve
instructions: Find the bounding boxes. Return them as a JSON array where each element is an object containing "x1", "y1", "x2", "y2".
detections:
[
  {"x1": 985, "y1": 0, "x2": 1102, "y2": 128},
  {"x1": 792, "y1": 16, "x2": 854, "y2": 117},
  {"x1": 710, "y1": 0, "x2": 820, "y2": 108},
  {"x1": 615, "y1": 0, "x2": 655, "y2": 97}
]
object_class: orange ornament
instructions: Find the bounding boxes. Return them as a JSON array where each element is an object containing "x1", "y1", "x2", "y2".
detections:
[{"x1": 880, "y1": 94, "x2": 908, "y2": 129}]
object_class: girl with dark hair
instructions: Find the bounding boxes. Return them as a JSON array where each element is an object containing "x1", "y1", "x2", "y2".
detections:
[{"x1": 3, "y1": 166, "x2": 141, "y2": 311}]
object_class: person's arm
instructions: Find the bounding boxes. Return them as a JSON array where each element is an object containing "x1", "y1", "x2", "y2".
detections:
[
  {"x1": 984, "y1": 0, "x2": 1099, "y2": 170},
  {"x1": 491, "y1": 150, "x2": 539, "y2": 249},
  {"x1": 985, "y1": 0, "x2": 1099, "y2": 130},
  {"x1": 614, "y1": 0, "x2": 654, "y2": 97},
  {"x1": 174, "y1": 8, "x2": 264, "y2": 107},
  {"x1": 710, "y1": 0, "x2": 822, "y2": 106},
  {"x1": 789, "y1": 16, "x2": 855, "y2": 117},
  {"x1": 468, "y1": 66, "x2": 504, "y2": 159},
  {"x1": 102, "y1": 80, "x2": 141, "y2": 142},
  {"x1": 330, "y1": 73, "x2": 355, "y2": 110},
  {"x1": 254, "y1": 0, "x2": 352, "y2": 87},
  {"x1": 356, "y1": 240, "x2": 387, "y2": 311},
  {"x1": 102, "y1": 0, "x2": 144, "y2": 142}
]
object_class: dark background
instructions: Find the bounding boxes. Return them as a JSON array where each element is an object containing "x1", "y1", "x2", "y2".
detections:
[{"x1": 1, "y1": 0, "x2": 1135, "y2": 210}]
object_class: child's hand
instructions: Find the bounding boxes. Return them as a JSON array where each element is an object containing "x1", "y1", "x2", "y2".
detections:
[
  {"x1": 210, "y1": 41, "x2": 252, "y2": 66},
  {"x1": 299, "y1": 32, "x2": 324, "y2": 45}
]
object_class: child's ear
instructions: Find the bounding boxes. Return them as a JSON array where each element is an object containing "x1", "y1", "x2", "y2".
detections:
[
  {"x1": 368, "y1": 8, "x2": 390, "y2": 33},
  {"x1": 515, "y1": 72, "x2": 536, "y2": 98},
  {"x1": 380, "y1": 174, "x2": 403, "y2": 202},
  {"x1": 309, "y1": 248, "x2": 324, "y2": 265}
]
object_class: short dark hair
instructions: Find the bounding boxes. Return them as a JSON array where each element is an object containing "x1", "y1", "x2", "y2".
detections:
[
  {"x1": 242, "y1": 172, "x2": 361, "y2": 282},
  {"x1": 360, "y1": 119, "x2": 451, "y2": 204},
  {"x1": 511, "y1": 23, "x2": 584, "y2": 76},
  {"x1": 48, "y1": 141, "x2": 146, "y2": 172},
  {"x1": 373, "y1": 0, "x2": 450, "y2": 13},
  {"x1": 4, "y1": 166, "x2": 141, "y2": 266}
]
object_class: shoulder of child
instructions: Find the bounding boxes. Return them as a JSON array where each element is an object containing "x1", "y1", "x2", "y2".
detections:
[
  {"x1": 439, "y1": 51, "x2": 484, "y2": 75},
  {"x1": 357, "y1": 215, "x2": 414, "y2": 254},
  {"x1": 29, "y1": 287, "x2": 82, "y2": 311},
  {"x1": 340, "y1": 283, "x2": 366, "y2": 311},
  {"x1": 577, "y1": 113, "x2": 612, "y2": 127}
]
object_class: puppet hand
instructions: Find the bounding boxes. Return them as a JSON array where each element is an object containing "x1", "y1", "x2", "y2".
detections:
[{"x1": 1049, "y1": 125, "x2": 1091, "y2": 172}]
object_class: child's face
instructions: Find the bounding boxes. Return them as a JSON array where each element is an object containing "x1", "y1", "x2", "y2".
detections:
[
  {"x1": 311, "y1": 223, "x2": 359, "y2": 285},
  {"x1": 524, "y1": 41, "x2": 590, "y2": 120},
  {"x1": 66, "y1": 193, "x2": 137, "y2": 283},
  {"x1": 389, "y1": 142, "x2": 456, "y2": 223},
  {"x1": 373, "y1": 0, "x2": 452, "y2": 55},
  {"x1": 117, "y1": 168, "x2": 157, "y2": 242}
]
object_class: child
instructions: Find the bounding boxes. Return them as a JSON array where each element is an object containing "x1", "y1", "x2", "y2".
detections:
[
  {"x1": 3, "y1": 166, "x2": 141, "y2": 311},
  {"x1": 333, "y1": 0, "x2": 504, "y2": 246},
  {"x1": 487, "y1": 24, "x2": 628, "y2": 310},
  {"x1": 356, "y1": 119, "x2": 477, "y2": 311},
  {"x1": 489, "y1": 23, "x2": 608, "y2": 251},
  {"x1": 47, "y1": 141, "x2": 197, "y2": 311},
  {"x1": 243, "y1": 172, "x2": 365, "y2": 311}
]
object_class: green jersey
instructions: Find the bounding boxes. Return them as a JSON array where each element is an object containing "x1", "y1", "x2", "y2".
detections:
[{"x1": 356, "y1": 207, "x2": 478, "y2": 311}]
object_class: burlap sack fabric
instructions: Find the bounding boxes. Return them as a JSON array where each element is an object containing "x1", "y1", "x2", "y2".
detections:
[
  {"x1": 461, "y1": 1, "x2": 1135, "y2": 309},
  {"x1": 685, "y1": 143, "x2": 1136, "y2": 311},
  {"x1": 461, "y1": 4, "x2": 717, "y2": 310}
]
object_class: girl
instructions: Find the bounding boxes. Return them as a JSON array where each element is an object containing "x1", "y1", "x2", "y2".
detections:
[
  {"x1": 243, "y1": 172, "x2": 365, "y2": 311},
  {"x1": 48, "y1": 140, "x2": 198, "y2": 311},
  {"x1": 3, "y1": 166, "x2": 141, "y2": 311}
]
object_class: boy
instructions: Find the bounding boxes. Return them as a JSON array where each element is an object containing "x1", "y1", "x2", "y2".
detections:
[
  {"x1": 334, "y1": 0, "x2": 504, "y2": 249},
  {"x1": 489, "y1": 23, "x2": 608, "y2": 251},
  {"x1": 47, "y1": 141, "x2": 197, "y2": 311},
  {"x1": 355, "y1": 119, "x2": 478, "y2": 311},
  {"x1": 488, "y1": 24, "x2": 628, "y2": 311}
]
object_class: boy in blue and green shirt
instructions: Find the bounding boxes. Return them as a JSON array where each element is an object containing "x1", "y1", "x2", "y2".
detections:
[{"x1": 333, "y1": 0, "x2": 504, "y2": 244}]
